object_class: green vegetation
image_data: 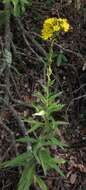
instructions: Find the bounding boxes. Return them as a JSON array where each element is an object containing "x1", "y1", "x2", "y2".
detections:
[
  {"x1": 0, "y1": 0, "x2": 85, "y2": 190},
  {"x1": 3, "y1": 0, "x2": 32, "y2": 16},
  {"x1": 0, "y1": 37, "x2": 67, "y2": 190}
]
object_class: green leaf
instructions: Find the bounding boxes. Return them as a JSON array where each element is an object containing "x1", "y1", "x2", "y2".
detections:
[
  {"x1": 61, "y1": 53, "x2": 68, "y2": 62},
  {"x1": 47, "y1": 103, "x2": 64, "y2": 114},
  {"x1": 38, "y1": 149, "x2": 58, "y2": 175},
  {"x1": 49, "y1": 137, "x2": 65, "y2": 149},
  {"x1": 17, "y1": 161, "x2": 35, "y2": 190},
  {"x1": 45, "y1": 0, "x2": 53, "y2": 7},
  {"x1": 24, "y1": 118, "x2": 43, "y2": 125},
  {"x1": 48, "y1": 92, "x2": 62, "y2": 103},
  {"x1": 34, "y1": 91, "x2": 47, "y2": 104},
  {"x1": 0, "y1": 151, "x2": 33, "y2": 168},
  {"x1": 56, "y1": 166, "x2": 65, "y2": 177},
  {"x1": 54, "y1": 121, "x2": 69, "y2": 126},
  {"x1": 57, "y1": 53, "x2": 68, "y2": 66},
  {"x1": 57, "y1": 53, "x2": 63, "y2": 66},
  {"x1": 4, "y1": 0, "x2": 32, "y2": 17},
  {"x1": 24, "y1": 118, "x2": 44, "y2": 133},
  {"x1": 16, "y1": 136, "x2": 36, "y2": 143},
  {"x1": 32, "y1": 104, "x2": 43, "y2": 112},
  {"x1": 38, "y1": 149, "x2": 49, "y2": 175},
  {"x1": 38, "y1": 148, "x2": 64, "y2": 176},
  {"x1": 54, "y1": 158, "x2": 66, "y2": 165},
  {"x1": 33, "y1": 139, "x2": 47, "y2": 162},
  {"x1": 28, "y1": 123, "x2": 43, "y2": 133},
  {"x1": 50, "y1": 116, "x2": 69, "y2": 129},
  {"x1": 35, "y1": 176, "x2": 48, "y2": 190},
  {"x1": 13, "y1": 1, "x2": 19, "y2": 16},
  {"x1": 3, "y1": 0, "x2": 10, "y2": 3}
]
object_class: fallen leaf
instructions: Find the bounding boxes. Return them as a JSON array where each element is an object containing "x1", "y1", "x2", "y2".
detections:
[
  {"x1": 70, "y1": 173, "x2": 77, "y2": 184},
  {"x1": 77, "y1": 164, "x2": 86, "y2": 173}
]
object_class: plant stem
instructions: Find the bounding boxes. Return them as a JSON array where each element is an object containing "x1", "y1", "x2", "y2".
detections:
[
  {"x1": 44, "y1": 39, "x2": 55, "y2": 133},
  {"x1": 46, "y1": 39, "x2": 54, "y2": 101}
]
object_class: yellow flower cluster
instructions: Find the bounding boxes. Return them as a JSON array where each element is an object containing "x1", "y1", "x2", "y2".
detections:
[{"x1": 41, "y1": 17, "x2": 70, "y2": 40}]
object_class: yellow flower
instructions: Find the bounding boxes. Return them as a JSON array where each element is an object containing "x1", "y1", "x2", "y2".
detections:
[
  {"x1": 41, "y1": 17, "x2": 70, "y2": 40},
  {"x1": 41, "y1": 23, "x2": 54, "y2": 40},
  {"x1": 41, "y1": 18, "x2": 58, "y2": 40},
  {"x1": 43, "y1": 17, "x2": 58, "y2": 25},
  {"x1": 53, "y1": 24, "x2": 60, "y2": 32},
  {"x1": 62, "y1": 19, "x2": 70, "y2": 32},
  {"x1": 41, "y1": 28, "x2": 53, "y2": 40},
  {"x1": 54, "y1": 18, "x2": 70, "y2": 32}
]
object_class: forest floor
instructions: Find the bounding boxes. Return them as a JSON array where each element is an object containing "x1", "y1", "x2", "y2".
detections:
[{"x1": 0, "y1": 0, "x2": 86, "y2": 190}]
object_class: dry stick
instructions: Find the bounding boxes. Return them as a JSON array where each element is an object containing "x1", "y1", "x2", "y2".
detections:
[
  {"x1": 25, "y1": 32, "x2": 47, "y2": 57},
  {"x1": 17, "y1": 18, "x2": 47, "y2": 57},
  {"x1": 16, "y1": 18, "x2": 47, "y2": 84},
  {"x1": 75, "y1": 0, "x2": 81, "y2": 10},
  {"x1": 0, "y1": 121, "x2": 22, "y2": 174},
  {"x1": 9, "y1": 105, "x2": 32, "y2": 151},
  {"x1": 0, "y1": 121, "x2": 18, "y2": 161},
  {"x1": 0, "y1": 90, "x2": 32, "y2": 151},
  {"x1": 16, "y1": 18, "x2": 46, "y2": 64},
  {"x1": 11, "y1": 41, "x2": 23, "y2": 65},
  {"x1": 9, "y1": 71, "x2": 22, "y2": 100},
  {"x1": 0, "y1": 83, "x2": 32, "y2": 109},
  {"x1": 0, "y1": 93, "x2": 32, "y2": 151},
  {"x1": 55, "y1": 42, "x2": 85, "y2": 63},
  {"x1": 14, "y1": 19, "x2": 49, "y2": 87},
  {"x1": 0, "y1": 95, "x2": 32, "y2": 110},
  {"x1": 66, "y1": 93, "x2": 86, "y2": 119},
  {"x1": 31, "y1": 32, "x2": 85, "y2": 63}
]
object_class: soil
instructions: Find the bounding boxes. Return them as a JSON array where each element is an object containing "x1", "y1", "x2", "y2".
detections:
[{"x1": 0, "y1": 0, "x2": 86, "y2": 190}]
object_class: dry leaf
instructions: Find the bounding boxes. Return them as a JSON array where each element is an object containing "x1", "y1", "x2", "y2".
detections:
[
  {"x1": 70, "y1": 173, "x2": 77, "y2": 184},
  {"x1": 77, "y1": 164, "x2": 86, "y2": 173}
]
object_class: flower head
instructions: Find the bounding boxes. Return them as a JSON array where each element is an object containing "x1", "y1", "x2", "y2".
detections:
[
  {"x1": 41, "y1": 17, "x2": 70, "y2": 40},
  {"x1": 60, "y1": 18, "x2": 70, "y2": 32}
]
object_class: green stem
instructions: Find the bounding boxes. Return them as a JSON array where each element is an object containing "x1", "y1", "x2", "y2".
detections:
[
  {"x1": 43, "y1": 39, "x2": 55, "y2": 135},
  {"x1": 46, "y1": 39, "x2": 54, "y2": 102}
]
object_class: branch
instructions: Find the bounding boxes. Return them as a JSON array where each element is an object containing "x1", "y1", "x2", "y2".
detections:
[{"x1": 9, "y1": 105, "x2": 32, "y2": 151}]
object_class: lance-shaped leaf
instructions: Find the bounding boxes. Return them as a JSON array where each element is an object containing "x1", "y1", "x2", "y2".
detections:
[
  {"x1": 34, "y1": 175, "x2": 48, "y2": 190},
  {"x1": 17, "y1": 161, "x2": 35, "y2": 190},
  {"x1": 0, "y1": 151, "x2": 33, "y2": 168}
]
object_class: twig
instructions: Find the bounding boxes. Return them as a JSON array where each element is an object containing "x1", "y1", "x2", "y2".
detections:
[
  {"x1": 31, "y1": 32, "x2": 85, "y2": 63},
  {"x1": 16, "y1": 18, "x2": 46, "y2": 64},
  {"x1": 17, "y1": 18, "x2": 47, "y2": 57},
  {"x1": 25, "y1": 33, "x2": 47, "y2": 57},
  {"x1": 9, "y1": 71, "x2": 21, "y2": 100},
  {"x1": 9, "y1": 105, "x2": 32, "y2": 151},
  {"x1": 55, "y1": 42, "x2": 85, "y2": 62},
  {"x1": 0, "y1": 95, "x2": 32, "y2": 152},
  {"x1": 66, "y1": 94, "x2": 86, "y2": 115},
  {"x1": 0, "y1": 121, "x2": 18, "y2": 160},
  {"x1": 0, "y1": 121, "x2": 22, "y2": 174}
]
